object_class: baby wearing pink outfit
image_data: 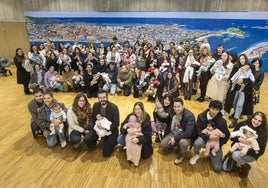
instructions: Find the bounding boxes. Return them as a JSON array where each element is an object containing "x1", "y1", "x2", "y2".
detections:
[
  {"x1": 123, "y1": 115, "x2": 143, "y2": 166},
  {"x1": 201, "y1": 120, "x2": 226, "y2": 156}
]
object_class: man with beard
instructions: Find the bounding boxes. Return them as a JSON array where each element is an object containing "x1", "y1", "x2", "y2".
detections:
[
  {"x1": 28, "y1": 88, "x2": 44, "y2": 138},
  {"x1": 85, "y1": 90, "x2": 120, "y2": 157}
]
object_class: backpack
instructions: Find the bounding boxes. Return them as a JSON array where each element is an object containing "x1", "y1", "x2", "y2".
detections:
[{"x1": 222, "y1": 151, "x2": 237, "y2": 172}]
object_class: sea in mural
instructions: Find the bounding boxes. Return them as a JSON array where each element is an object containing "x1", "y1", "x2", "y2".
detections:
[{"x1": 24, "y1": 12, "x2": 268, "y2": 71}]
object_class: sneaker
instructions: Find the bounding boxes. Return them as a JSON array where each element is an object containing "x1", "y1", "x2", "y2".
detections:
[
  {"x1": 61, "y1": 141, "x2": 67, "y2": 148},
  {"x1": 174, "y1": 157, "x2": 184, "y2": 165},
  {"x1": 190, "y1": 154, "x2": 201, "y2": 165},
  {"x1": 73, "y1": 144, "x2": 80, "y2": 149}
]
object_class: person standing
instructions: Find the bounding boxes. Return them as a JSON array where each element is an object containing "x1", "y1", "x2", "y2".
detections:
[
  {"x1": 14, "y1": 48, "x2": 31, "y2": 94},
  {"x1": 86, "y1": 90, "x2": 119, "y2": 157}
]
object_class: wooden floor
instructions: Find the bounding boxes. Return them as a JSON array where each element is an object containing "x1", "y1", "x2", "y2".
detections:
[{"x1": 0, "y1": 65, "x2": 267, "y2": 188}]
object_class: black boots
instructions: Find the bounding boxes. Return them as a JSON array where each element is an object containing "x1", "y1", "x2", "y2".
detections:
[
  {"x1": 239, "y1": 163, "x2": 251, "y2": 178},
  {"x1": 229, "y1": 118, "x2": 238, "y2": 128}
]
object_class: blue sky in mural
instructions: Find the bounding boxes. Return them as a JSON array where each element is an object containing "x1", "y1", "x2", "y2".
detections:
[{"x1": 24, "y1": 12, "x2": 268, "y2": 71}]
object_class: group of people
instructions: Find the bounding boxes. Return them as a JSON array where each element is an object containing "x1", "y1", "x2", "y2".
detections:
[
  {"x1": 28, "y1": 87, "x2": 267, "y2": 179},
  {"x1": 16, "y1": 38, "x2": 264, "y2": 131},
  {"x1": 19, "y1": 36, "x2": 266, "y2": 179}
]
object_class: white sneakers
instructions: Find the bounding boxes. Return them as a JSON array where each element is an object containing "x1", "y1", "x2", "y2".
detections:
[
  {"x1": 190, "y1": 154, "x2": 201, "y2": 165},
  {"x1": 61, "y1": 141, "x2": 67, "y2": 148}
]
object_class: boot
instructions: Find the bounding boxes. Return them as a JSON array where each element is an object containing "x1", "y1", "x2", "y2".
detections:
[
  {"x1": 239, "y1": 163, "x2": 251, "y2": 178},
  {"x1": 228, "y1": 118, "x2": 238, "y2": 128}
]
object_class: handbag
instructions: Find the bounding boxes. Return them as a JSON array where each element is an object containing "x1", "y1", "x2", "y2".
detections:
[{"x1": 222, "y1": 151, "x2": 237, "y2": 172}]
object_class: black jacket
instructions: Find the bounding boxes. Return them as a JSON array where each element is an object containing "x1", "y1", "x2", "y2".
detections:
[{"x1": 196, "y1": 109, "x2": 230, "y2": 147}]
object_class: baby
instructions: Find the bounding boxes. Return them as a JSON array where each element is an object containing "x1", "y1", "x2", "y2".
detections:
[
  {"x1": 230, "y1": 64, "x2": 255, "y2": 92},
  {"x1": 151, "y1": 97, "x2": 168, "y2": 141},
  {"x1": 123, "y1": 115, "x2": 143, "y2": 166},
  {"x1": 49, "y1": 103, "x2": 66, "y2": 135},
  {"x1": 72, "y1": 70, "x2": 85, "y2": 88},
  {"x1": 201, "y1": 120, "x2": 226, "y2": 156},
  {"x1": 94, "y1": 114, "x2": 112, "y2": 143},
  {"x1": 213, "y1": 60, "x2": 226, "y2": 81},
  {"x1": 230, "y1": 125, "x2": 259, "y2": 156},
  {"x1": 196, "y1": 56, "x2": 215, "y2": 76}
]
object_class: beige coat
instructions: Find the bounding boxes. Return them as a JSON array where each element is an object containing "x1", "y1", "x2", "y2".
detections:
[{"x1": 206, "y1": 61, "x2": 233, "y2": 102}]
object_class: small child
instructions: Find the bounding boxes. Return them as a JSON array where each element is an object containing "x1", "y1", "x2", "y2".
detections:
[
  {"x1": 151, "y1": 97, "x2": 168, "y2": 142},
  {"x1": 101, "y1": 72, "x2": 111, "y2": 85},
  {"x1": 94, "y1": 114, "x2": 112, "y2": 143},
  {"x1": 49, "y1": 103, "x2": 66, "y2": 135},
  {"x1": 212, "y1": 60, "x2": 226, "y2": 81},
  {"x1": 146, "y1": 77, "x2": 159, "y2": 98},
  {"x1": 230, "y1": 64, "x2": 255, "y2": 92},
  {"x1": 50, "y1": 73, "x2": 63, "y2": 91},
  {"x1": 201, "y1": 120, "x2": 226, "y2": 156},
  {"x1": 230, "y1": 125, "x2": 259, "y2": 156},
  {"x1": 123, "y1": 115, "x2": 143, "y2": 166},
  {"x1": 196, "y1": 56, "x2": 215, "y2": 76},
  {"x1": 72, "y1": 70, "x2": 85, "y2": 88}
]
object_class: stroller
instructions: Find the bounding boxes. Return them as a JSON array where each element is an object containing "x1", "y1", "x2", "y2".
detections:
[{"x1": 0, "y1": 57, "x2": 12, "y2": 76}]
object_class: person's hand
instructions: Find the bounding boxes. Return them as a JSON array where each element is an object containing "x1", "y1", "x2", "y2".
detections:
[
  {"x1": 131, "y1": 138, "x2": 138, "y2": 144},
  {"x1": 97, "y1": 123, "x2": 105, "y2": 130},
  {"x1": 84, "y1": 130, "x2": 90, "y2": 134},
  {"x1": 209, "y1": 134, "x2": 219, "y2": 141},
  {"x1": 53, "y1": 120, "x2": 61, "y2": 127},
  {"x1": 238, "y1": 137, "x2": 251, "y2": 145},
  {"x1": 43, "y1": 130, "x2": 50, "y2": 138},
  {"x1": 237, "y1": 78, "x2": 243, "y2": 85},
  {"x1": 127, "y1": 128, "x2": 136, "y2": 135},
  {"x1": 168, "y1": 137, "x2": 175, "y2": 145}
]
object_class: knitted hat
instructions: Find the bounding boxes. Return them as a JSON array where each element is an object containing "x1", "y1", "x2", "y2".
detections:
[{"x1": 240, "y1": 125, "x2": 258, "y2": 139}]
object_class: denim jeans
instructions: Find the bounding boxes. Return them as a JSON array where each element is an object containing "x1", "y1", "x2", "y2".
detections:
[
  {"x1": 233, "y1": 91, "x2": 245, "y2": 119},
  {"x1": 31, "y1": 121, "x2": 40, "y2": 132},
  {"x1": 103, "y1": 83, "x2": 117, "y2": 95},
  {"x1": 116, "y1": 134, "x2": 126, "y2": 147},
  {"x1": 46, "y1": 127, "x2": 66, "y2": 147},
  {"x1": 193, "y1": 136, "x2": 223, "y2": 172},
  {"x1": 69, "y1": 130, "x2": 82, "y2": 145},
  {"x1": 232, "y1": 151, "x2": 255, "y2": 165}
]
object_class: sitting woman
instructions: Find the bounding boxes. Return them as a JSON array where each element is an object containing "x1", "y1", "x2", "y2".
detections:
[
  {"x1": 29, "y1": 63, "x2": 45, "y2": 91},
  {"x1": 36, "y1": 90, "x2": 67, "y2": 148},
  {"x1": 62, "y1": 64, "x2": 74, "y2": 92},
  {"x1": 226, "y1": 111, "x2": 267, "y2": 178},
  {"x1": 152, "y1": 95, "x2": 173, "y2": 142},
  {"x1": 162, "y1": 71, "x2": 179, "y2": 99},
  {"x1": 44, "y1": 65, "x2": 63, "y2": 91},
  {"x1": 67, "y1": 93, "x2": 92, "y2": 148},
  {"x1": 117, "y1": 102, "x2": 153, "y2": 162},
  {"x1": 133, "y1": 68, "x2": 149, "y2": 98},
  {"x1": 83, "y1": 63, "x2": 99, "y2": 98}
]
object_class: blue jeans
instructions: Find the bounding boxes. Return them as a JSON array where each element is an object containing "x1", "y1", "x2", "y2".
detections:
[
  {"x1": 117, "y1": 85, "x2": 131, "y2": 96},
  {"x1": 46, "y1": 127, "x2": 66, "y2": 147},
  {"x1": 192, "y1": 136, "x2": 223, "y2": 172},
  {"x1": 232, "y1": 151, "x2": 255, "y2": 165},
  {"x1": 69, "y1": 130, "x2": 82, "y2": 145},
  {"x1": 116, "y1": 134, "x2": 126, "y2": 147},
  {"x1": 233, "y1": 91, "x2": 245, "y2": 119},
  {"x1": 31, "y1": 121, "x2": 40, "y2": 132},
  {"x1": 103, "y1": 83, "x2": 117, "y2": 95}
]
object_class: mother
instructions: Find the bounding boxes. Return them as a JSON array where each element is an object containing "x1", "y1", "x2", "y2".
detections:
[{"x1": 117, "y1": 102, "x2": 153, "y2": 161}]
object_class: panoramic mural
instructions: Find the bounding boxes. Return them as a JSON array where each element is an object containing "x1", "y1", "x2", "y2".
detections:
[{"x1": 24, "y1": 12, "x2": 268, "y2": 71}]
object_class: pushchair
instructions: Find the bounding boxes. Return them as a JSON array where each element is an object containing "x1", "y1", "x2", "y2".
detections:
[{"x1": 0, "y1": 57, "x2": 12, "y2": 76}]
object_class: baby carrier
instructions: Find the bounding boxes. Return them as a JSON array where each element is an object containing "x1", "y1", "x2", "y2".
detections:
[{"x1": 0, "y1": 57, "x2": 12, "y2": 76}]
